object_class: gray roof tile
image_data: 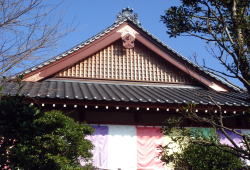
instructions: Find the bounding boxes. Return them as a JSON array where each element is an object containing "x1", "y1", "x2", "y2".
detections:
[{"x1": 2, "y1": 81, "x2": 249, "y2": 107}]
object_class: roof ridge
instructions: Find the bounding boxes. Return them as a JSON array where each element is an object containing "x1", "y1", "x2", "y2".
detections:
[{"x1": 45, "y1": 79, "x2": 203, "y2": 89}]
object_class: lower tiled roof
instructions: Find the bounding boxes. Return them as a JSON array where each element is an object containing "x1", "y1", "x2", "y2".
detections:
[{"x1": 1, "y1": 81, "x2": 249, "y2": 107}]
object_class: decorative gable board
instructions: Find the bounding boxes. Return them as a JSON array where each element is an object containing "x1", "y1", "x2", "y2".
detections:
[{"x1": 55, "y1": 40, "x2": 197, "y2": 85}]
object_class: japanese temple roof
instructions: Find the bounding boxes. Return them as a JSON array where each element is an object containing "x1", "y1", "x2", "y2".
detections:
[
  {"x1": 16, "y1": 8, "x2": 240, "y2": 92},
  {"x1": 2, "y1": 80, "x2": 249, "y2": 107}
]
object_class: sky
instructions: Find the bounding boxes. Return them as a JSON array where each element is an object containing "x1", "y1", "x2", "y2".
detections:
[
  {"x1": 53, "y1": 0, "x2": 204, "y2": 61},
  {"x1": 24, "y1": 0, "x2": 242, "y2": 87}
]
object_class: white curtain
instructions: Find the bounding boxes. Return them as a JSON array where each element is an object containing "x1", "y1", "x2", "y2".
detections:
[{"x1": 107, "y1": 125, "x2": 137, "y2": 170}]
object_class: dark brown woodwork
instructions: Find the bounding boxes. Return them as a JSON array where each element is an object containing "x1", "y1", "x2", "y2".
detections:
[{"x1": 39, "y1": 104, "x2": 249, "y2": 128}]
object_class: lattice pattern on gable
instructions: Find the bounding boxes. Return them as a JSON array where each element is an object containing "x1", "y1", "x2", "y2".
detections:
[{"x1": 55, "y1": 40, "x2": 196, "y2": 84}]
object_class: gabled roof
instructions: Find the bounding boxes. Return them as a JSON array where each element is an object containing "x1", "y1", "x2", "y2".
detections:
[{"x1": 19, "y1": 8, "x2": 240, "y2": 92}]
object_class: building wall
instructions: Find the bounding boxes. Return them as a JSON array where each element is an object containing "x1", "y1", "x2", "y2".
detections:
[{"x1": 80, "y1": 124, "x2": 249, "y2": 170}]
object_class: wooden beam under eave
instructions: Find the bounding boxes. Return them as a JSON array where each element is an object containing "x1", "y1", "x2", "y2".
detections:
[{"x1": 24, "y1": 97, "x2": 248, "y2": 113}]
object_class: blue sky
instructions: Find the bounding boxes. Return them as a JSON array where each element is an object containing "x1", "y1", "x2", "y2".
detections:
[
  {"x1": 55, "y1": 0, "x2": 205, "y2": 61},
  {"x1": 31, "y1": 0, "x2": 241, "y2": 87}
]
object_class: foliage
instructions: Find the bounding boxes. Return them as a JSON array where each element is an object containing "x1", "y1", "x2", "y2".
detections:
[
  {"x1": 181, "y1": 144, "x2": 244, "y2": 170},
  {"x1": 161, "y1": 1, "x2": 250, "y2": 168},
  {"x1": 0, "y1": 96, "x2": 94, "y2": 170},
  {"x1": 162, "y1": 143, "x2": 245, "y2": 170},
  {"x1": 160, "y1": 123, "x2": 246, "y2": 170},
  {"x1": 161, "y1": 0, "x2": 250, "y2": 92}
]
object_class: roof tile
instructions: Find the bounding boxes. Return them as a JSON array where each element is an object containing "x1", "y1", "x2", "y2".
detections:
[{"x1": 2, "y1": 81, "x2": 248, "y2": 107}]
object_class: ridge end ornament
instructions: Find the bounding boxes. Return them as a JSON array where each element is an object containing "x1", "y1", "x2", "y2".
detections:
[{"x1": 116, "y1": 7, "x2": 140, "y2": 25}]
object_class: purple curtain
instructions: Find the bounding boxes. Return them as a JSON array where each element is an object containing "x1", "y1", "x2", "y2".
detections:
[
  {"x1": 86, "y1": 125, "x2": 109, "y2": 169},
  {"x1": 217, "y1": 129, "x2": 242, "y2": 147}
]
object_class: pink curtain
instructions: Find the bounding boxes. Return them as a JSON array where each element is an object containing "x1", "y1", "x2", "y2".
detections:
[{"x1": 137, "y1": 127, "x2": 164, "y2": 169}]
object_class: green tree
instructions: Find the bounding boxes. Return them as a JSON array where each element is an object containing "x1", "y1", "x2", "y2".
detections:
[
  {"x1": 160, "y1": 0, "x2": 250, "y2": 166},
  {"x1": 161, "y1": 0, "x2": 250, "y2": 93},
  {"x1": 160, "y1": 106, "x2": 250, "y2": 168},
  {"x1": 0, "y1": 96, "x2": 93, "y2": 169},
  {"x1": 160, "y1": 121, "x2": 246, "y2": 169},
  {"x1": 161, "y1": 141, "x2": 244, "y2": 170}
]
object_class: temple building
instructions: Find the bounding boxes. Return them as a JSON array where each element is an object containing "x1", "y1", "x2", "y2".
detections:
[{"x1": 3, "y1": 8, "x2": 250, "y2": 170}]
